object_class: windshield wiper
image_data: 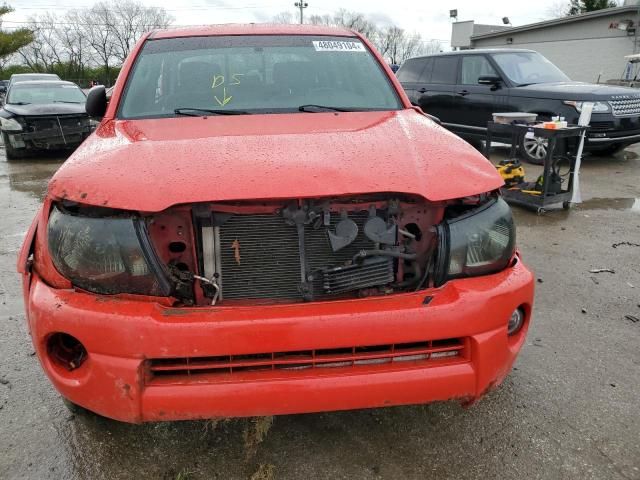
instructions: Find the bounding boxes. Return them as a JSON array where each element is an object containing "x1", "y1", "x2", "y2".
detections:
[
  {"x1": 54, "y1": 100, "x2": 82, "y2": 104},
  {"x1": 8, "y1": 101, "x2": 30, "y2": 105},
  {"x1": 298, "y1": 104, "x2": 360, "y2": 112},
  {"x1": 174, "y1": 107, "x2": 250, "y2": 116},
  {"x1": 517, "y1": 83, "x2": 538, "y2": 87}
]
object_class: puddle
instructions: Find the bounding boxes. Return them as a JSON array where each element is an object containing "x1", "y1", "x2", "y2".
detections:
[
  {"x1": 511, "y1": 197, "x2": 639, "y2": 227},
  {"x1": 4, "y1": 159, "x2": 65, "y2": 200},
  {"x1": 577, "y1": 197, "x2": 640, "y2": 213}
]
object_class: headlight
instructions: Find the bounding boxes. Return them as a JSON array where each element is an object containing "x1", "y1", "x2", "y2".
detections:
[
  {"x1": 435, "y1": 198, "x2": 516, "y2": 285},
  {"x1": 47, "y1": 206, "x2": 170, "y2": 295},
  {"x1": 0, "y1": 117, "x2": 22, "y2": 131},
  {"x1": 563, "y1": 101, "x2": 610, "y2": 113}
]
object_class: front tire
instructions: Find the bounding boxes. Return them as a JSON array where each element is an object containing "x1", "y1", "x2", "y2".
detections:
[
  {"x1": 2, "y1": 131, "x2": 27, "y2": 161},
  {"x1": 519, "y1": 134, "x2": 548, "y2": 165}
]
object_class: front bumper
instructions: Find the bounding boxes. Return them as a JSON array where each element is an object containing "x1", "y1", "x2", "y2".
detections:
[
  {"x1": 586, "y1": 114, "x2": 640, "y2": 148},
  {"x1": 25, "y1": 257, "x2": 534, "y2": 423},
  {"x1": 4, "y1": 126, "x2": 92, "y2": 150}
]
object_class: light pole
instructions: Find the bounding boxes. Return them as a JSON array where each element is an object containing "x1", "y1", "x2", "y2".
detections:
[{"x1": 294, "y1": 1, "x2": 308, "y2": 24}]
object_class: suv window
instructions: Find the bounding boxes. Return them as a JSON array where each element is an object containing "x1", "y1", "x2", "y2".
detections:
[
  {"x1": 417, "y1": 58, "x2": 434, "y2": 83},
  {"x1": 431, "y1": 56, "x2": 457, "y2": 85},
  {"x1": 118, "y1": 35, "x2": 402, "y2": 118},
  {"x1": 397, "y1": 58, "x2": 425, "y2": 83},
  {"x1": 460, "y1": 55, "x2": 497, "y2": 85}
]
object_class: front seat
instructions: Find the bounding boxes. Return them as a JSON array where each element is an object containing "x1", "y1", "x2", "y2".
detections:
[{"x1": 170, "y1": 61, "x2": 222, "y2": 109}]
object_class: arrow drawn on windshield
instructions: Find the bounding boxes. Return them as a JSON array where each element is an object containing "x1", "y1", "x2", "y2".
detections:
[{"x1": 214, "y1": 87, "x2": 232, "y2": 107}]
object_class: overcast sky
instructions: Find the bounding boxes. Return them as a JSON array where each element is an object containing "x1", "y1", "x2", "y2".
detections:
[{"x1": 5, "y1": 0, "x2": 566, "y2": 49}]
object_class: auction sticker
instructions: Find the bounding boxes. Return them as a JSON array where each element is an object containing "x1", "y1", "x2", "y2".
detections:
[{"x1": 312, "y1": 41, "x2": 366, "y2": 52}]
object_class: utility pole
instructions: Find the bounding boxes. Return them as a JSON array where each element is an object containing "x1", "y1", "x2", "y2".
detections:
[{"x1": 294, "y1": 1, "x2": 308, "y2": 24}]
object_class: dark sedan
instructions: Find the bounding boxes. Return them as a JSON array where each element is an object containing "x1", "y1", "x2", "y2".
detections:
[{"x1": 0, "y1": 80, "x2": 95, "y2": 160}]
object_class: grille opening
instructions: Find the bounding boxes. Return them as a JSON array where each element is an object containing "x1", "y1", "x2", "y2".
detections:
[{"x1": 147, "y1": 338, "x2": 466, "y2": 381}]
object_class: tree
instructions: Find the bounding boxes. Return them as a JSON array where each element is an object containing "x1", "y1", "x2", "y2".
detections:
[
  {"x1": 15, "y1": 0, "x2": 172, "y2": 85},
  {"x1": 273, "y1": 11, "x2": 295, "y2": 24},
  {"x1": 101, "y1": 0, "x2": 173, "y2": 63},
  {"x1": 275, "y1": 8, "x2": 439, "y2": 64},
  {"x1": 0, "y1": 5, "x2": 34, "y2": 71},
  {"x1": 567, "y1": 0, "x2": 619, "y2": 15}
]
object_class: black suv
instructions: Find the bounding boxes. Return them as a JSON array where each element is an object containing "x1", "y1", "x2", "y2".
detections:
[{"x1": 397, "y1": 49, "x2": 640, "y2": 163}]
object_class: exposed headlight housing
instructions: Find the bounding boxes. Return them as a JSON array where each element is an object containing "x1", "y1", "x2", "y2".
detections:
[
  {"x1": 47, "y1": 206, "x2": 170, "y2": 296},
  {"x1": 563, "y1": 100, "x2": 610, "y2": 113},
  {"x1": 435, "y1": 198, "x2": 516, "y2": 285},
  {"x1": 0, "y1": 117, "x2": 23, "y2": 131}
]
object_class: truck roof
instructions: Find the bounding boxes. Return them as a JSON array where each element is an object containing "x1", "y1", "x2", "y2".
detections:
[{"x1": 150, "y1": 23, "x2": 357, "y2": 40}]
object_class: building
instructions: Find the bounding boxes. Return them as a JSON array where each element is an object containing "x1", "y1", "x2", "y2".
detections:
[
  {"x1": 450, "y1": 21, "x2": 512, "y2": 50},
  {"x1": 452, "y1": 2, "x2": 640, "y2": 83}
]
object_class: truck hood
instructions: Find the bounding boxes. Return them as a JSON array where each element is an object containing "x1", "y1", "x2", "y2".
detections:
[
  {"x1": 3, "y1": 103, "x2": 87, "y2": 116},
  {"x1": 511, "y1": 81, "x2": 640, "y2": 100},
  {"x1": 49, "y1": 110, "x2": 503, "y2": 212}
]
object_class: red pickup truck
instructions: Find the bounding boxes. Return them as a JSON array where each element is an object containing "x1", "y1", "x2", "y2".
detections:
[{"x1": 18, "y1": 24, "x2": 534, "y2": 423}]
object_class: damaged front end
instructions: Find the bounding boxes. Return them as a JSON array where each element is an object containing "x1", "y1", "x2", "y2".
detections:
[
  {"x1": 2, "y1": 114, "x2": 94, "y2": 153},
  {"x1": 45, "y1": 192, "x2": 516, "y2": 306}
]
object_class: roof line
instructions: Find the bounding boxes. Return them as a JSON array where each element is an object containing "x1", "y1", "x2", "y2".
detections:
[{"x1": 471, "y1": 5, "x2": 639, "y2": 40}]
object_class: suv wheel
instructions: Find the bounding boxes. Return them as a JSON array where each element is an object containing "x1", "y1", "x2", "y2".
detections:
[{"x1": 520, "y1": 134, "x2": 548, "y2": 165}]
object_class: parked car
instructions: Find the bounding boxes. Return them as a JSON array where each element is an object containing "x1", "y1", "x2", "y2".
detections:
[
  {"x1": 18, "y1": 25, "x2": 533, "y2": 423},
  {"x1": 0, "y1": 80, "x2": 94, "y2": 159},
  {"x1": 397, "y1": 49, "x2": 640, "y2": 163},
  {"x1": 8, "y1": 73, "x2": 61, "y2": 87}
]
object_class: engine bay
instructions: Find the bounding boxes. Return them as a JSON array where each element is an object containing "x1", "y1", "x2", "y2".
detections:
[{"x1": 150, "y1": 194, "x2": 443, "y2": 305}]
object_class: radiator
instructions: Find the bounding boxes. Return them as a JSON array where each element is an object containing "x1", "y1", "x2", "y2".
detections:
[{"x1": 214, "y1": 211, "x2": 391, "y2": 300}]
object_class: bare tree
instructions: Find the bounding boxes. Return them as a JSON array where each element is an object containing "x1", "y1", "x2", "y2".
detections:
[
  {"x1": 106, "y1": 0, "x2": 173, "y2": 63},
  {"x1": 274, "y1": 8, "x2": 437, "y2": 64},
  {"x1": 273, "y1": 11, "x2": 295, "y2": 24},
  {"x1": 16, "y1": 0, "x2": 173, "y2": 84}
]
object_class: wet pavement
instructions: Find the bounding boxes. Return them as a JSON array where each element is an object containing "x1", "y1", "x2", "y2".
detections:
[{"x1": 0, "y1": 144, "x2": 639, "y2": 480}]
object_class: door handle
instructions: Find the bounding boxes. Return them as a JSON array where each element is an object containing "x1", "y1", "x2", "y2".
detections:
[
  {"x1": 418, "y1": 88, "x2": 427, "y2": 93},
  {"x1": 456, "y1": 89, "x2": 470, "y2": 96}
]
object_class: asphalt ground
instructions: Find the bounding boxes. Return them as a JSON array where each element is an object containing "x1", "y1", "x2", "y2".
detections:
[{"x1": 0, "y1": 143, "x2": 639, "y2": 480}]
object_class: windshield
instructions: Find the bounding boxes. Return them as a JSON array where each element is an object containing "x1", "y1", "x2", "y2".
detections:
[
  {"x1": 491, "y1": 52, "x2": 570, "y2": 86},
  {"x1": 7, "y1": 83, "x2": 86, "y2": 105},
  {"x1": 118, "y1": 35, "x2": 402, "y2": 118}
]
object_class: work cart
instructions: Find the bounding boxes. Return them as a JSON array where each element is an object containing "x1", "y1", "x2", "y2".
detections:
[{"x1": 484, "y1": 122, "x2": 589, "y2": 213}]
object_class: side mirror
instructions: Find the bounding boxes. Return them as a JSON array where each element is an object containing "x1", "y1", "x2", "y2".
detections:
[
  {"x1": 478, "y1": 75, "x2": 502, "y2": 87},
  {"x1": 85, "y1": 85, "x2": 107, "y2": 118}
]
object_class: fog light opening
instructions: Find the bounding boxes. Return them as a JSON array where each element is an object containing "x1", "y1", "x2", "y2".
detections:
[
  {"x1": 507, "y1": 308, "x2": 525, "y2": 336},
  {"x1": 47, "y1": 333, "x2": 87, "y2": 371}
]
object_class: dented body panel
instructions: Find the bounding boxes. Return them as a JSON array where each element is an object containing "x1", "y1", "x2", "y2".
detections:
[{"x1": 49, "y1": 111, "x2": 502, "y2": 211}]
